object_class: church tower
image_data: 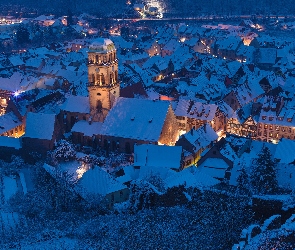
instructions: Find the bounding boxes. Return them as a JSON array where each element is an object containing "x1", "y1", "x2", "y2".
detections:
[{"x1": 87, "y1": 38, "x2": 119, "y2": 122}]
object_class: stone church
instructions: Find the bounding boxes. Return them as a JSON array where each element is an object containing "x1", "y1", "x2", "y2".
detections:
[{"x1": 71, "y1": 38, "x2": 179, "y2": 153}]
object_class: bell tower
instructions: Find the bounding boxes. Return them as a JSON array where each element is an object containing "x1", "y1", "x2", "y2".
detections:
[{"x1": 87, "y1": 38, "x2": 120, "y2": 122}]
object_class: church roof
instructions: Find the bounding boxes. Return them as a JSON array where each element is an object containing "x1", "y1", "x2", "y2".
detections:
[{"x1": 100, "y1": 97, "x2": 170, "y2": 142}]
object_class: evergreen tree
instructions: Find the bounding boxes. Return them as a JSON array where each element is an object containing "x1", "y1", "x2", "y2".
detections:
[
  {"x1": 250, "y1": 147, "x2": 278, "y2": 194},
  {"x1": 237, "y1": 162, "x2": 251, "y2": 195}
]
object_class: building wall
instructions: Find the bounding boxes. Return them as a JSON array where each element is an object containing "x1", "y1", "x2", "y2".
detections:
[
  {"x1": 106, "y1": 188, "x2": 130, "y2": 209},
  {"x1": 97, "y1": 135, "x2": 157, "y2": 154},
  {"x1": 59, "y1": 111, "x2": 89, "y2": 133},
  {"x1": 0, "y1": 123, "x2": 24, "y2": 138},
  {"x1": 88, "y1": 84, "x2": 120, "y2": 122},
  {"x1": 22, "y1": 137, "x2": 53, "y2": 154},
  {"x1": 256, "y1": 122, "x2": 295, "y2": 142}
]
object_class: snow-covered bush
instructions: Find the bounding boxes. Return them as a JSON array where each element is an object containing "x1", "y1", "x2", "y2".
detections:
[{"x1": 53, "y1": 140, "x2": 76, "y2": 162}]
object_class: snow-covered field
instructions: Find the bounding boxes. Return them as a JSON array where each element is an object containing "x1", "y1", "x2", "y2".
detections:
[{"x1": 3, "y1": 176, "x2": 18, "y2": 202}]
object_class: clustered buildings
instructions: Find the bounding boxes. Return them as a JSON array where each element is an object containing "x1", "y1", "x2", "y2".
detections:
[{"x1": 1, "y1": 16, "x2": 295, "y2": 207}]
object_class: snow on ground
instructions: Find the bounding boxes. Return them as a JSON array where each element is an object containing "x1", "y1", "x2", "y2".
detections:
[
  {"x1": 0, "y1": 212, "x2": 19, "y2": 231},
  {"x1": 3, "y1": 176, "x2": 18, "y2": 202},
  {"x1": 16, "y1": 238, "x2": 80, "y2": 250}
]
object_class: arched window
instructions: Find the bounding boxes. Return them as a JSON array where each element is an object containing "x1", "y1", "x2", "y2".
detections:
[
  {"x1": 95, "y1": 55, "x2": 99, "y2": 63},
  {"x1": 110, "y1": 53, "x2": 113, "y2": 62}
]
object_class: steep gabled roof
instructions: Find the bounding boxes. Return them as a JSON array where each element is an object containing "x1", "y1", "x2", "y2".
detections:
[{"x1": 100, "y1": 97, "x2": 170, "y2": 142}]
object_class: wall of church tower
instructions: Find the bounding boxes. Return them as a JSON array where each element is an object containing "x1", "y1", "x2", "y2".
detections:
[{"x1": 87, "y1": 40, "x2": 120, "y2": 122}]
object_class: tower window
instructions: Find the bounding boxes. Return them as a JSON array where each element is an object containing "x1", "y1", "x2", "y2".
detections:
[{"x1": 97, "y1": 92, "x2": 101, "y2": 96}]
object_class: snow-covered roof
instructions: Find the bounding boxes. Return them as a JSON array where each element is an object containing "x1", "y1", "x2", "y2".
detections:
[
  {"x1": 76, "y1": 166, "x2": 127, "y2": 198},
  {"x1": 174, "y1": 99, "x2": 218, "y2": 121},
  {"x1": 61, "y1": 95, "x2": 90, "y2": 114},
  {"x1": 100, "y1": 97, "x2": 170, "y2": 142},
  {"x1": 178, "y1": 125, "x2": 217, "y2": 153},
  {"x1": 258, "y1": 48, "x2": 277, "y2": 64},
  {"x1": 274, "y1": 138, "x2": 295, "y2": 164},
  {"x1": 0, "y1": 137, "x2": 21, "y2": 149},
  {"x1": 24, "y1": 112, "x2": 56, "y2": 140},
  {"x1": 0, "y1": 112, "x2": 21, "y2": 134},
  {"x1": 71, "y1": 120, "x2": 102, "y2": 137},
  {"x1": 198, "y1": 158, "x2": 230, "y2": 179},
  {"x1": 134, "y1": 144, "x2": 182, "y2": 169},
  {"x1": 165, "y1": 166, "x2": 220, "y2": 189}
]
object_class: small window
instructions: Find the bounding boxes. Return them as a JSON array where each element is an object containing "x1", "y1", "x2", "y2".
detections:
[{"x1": 97, "y1": 92, "x2": 101, "y2": 96}]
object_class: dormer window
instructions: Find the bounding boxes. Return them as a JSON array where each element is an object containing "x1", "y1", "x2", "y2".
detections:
[
  {"x1": 278, "y1": 117, "x2": 283, "y2": 121},
  {"x1": 287, "y1": 118, "x2": 292, "y2": 122},
  {"x1": 269, "y1": 117, "x2": 273, "y2": 121},
  {"x1": 262, "y1": 116, "x2": 266, "y2": 120}
]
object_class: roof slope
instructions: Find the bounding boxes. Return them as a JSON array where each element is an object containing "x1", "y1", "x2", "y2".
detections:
[
  {"x1": 100, "y1": 97, "x2": 170, "y2": 142},
  {"x1": 25, "y1": 112, "x2": 56, "y2": 140},
  {"x1": 61, "y1": 95, "x2": 90, "y2": 113},
  {"x1": 76, "y1": 167, "x2": 127, "y2": 198},
  {"x1": 134, "y1": 144, "x2": 182, "y2": 169}
]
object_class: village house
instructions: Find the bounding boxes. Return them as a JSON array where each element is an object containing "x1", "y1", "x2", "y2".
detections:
[
  {"x1": 76, "y1": 166, "x2": 130, "y2": 209},
  {"x1": 22, "y1": 112, "x2": 62, "y2": 154},
  {"x1": 226, "y1": 102, "x2": 260, "y2": 139},
  {"x1": 133, "y1": 144, "x2": 183, "y2": 171},
  {"x1": 0, "y1": 112, "x2": 24, "y2": 138},
  {"x1": 59, "y1": 95, "x2": 90, "y2": 133},
  {"x1": 176, "y1": 124, "x2": 218, "y2": 167},
  {"x1": 197, "y1": 137, "x2": 238, "y2": 180},
  {"x1": 211, "y1": 36, "x2": 243, "y2": 60},
  {"x1": 256, "y1": 97, "x2": 295, "y2": 142},
  {"x1": 223, "y1": 80, "x2": 265, "y2": 111},
  {"x1": 254, "y1": 48, "x2": 277, "y2": 70},
  {"x1": 174, "y1": 99, "x2": 226, "y2": 134},
  {"x1": 0, "y1": 137, "x2": 21, "y2": 161}
]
